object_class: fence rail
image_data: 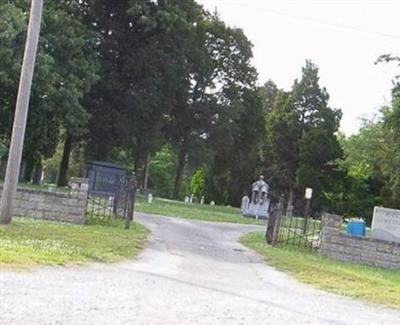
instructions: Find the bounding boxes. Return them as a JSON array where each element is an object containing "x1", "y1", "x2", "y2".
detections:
[{"x1": 277, "y1": 215, "x2": 323, "y2": 250}]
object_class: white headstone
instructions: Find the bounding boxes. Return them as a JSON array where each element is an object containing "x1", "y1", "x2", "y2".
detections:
[
  {"x1": 147, "y1": 193, "x2": 153, "y2": 204},
  {"x1": 241, "y1": 196, "x2": 249, "y2": 213},
  {"x1": 184, "y1": 196, "x2": 189, "y2": 203},
  {"x1": 200, "y1": 196, "x2": 205, "y2": 205},
  {"x1": 210, "y1": 201, "x2": 215, "y2": 206},
  {"x1": 371, "y1": 207, "x2": 400, "y2": 243},
  {"x1": 189, "y1": 194, "x2": 194, "y2": 204}
]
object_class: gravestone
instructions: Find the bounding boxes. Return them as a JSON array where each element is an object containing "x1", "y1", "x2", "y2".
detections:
[
  {"x1": 184, "y1": 196, "x2": 189, "y2": 203},
  {"x1": 371, "y1": 207, "x2": 400, "y2": 243},
  {"x1": 189, "y1": 194, "x2": 194, "y2": 203},
  {"x1": 200, "y1": 196, "x2": 205, "y2": 205},
  {"x1": 242, "y1": 176, "x2": 270, "y2": 219},
  {"x1": 241, "y1": 196, "x2": 250, "y2": 213},
  {"x1": 210, "y1": 201, "x2": 215, "y2": 206},
  {"x1": 148, "y1": 193, "x2": 153, "y2": 204}
]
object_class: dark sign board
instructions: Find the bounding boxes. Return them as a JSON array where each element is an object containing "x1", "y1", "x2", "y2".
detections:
[{"x1": 86, "y1": 161, "x2": 127, "y2": 195}]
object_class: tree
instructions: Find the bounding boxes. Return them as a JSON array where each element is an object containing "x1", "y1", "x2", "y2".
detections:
[
  {"x1": 191, "y1": 168, "x2": 206, "y2": 199},
  {"x1": 168, "y1": 12, "x2": 258, "y2": 199},
  {"x1": 264, "y1": 90, "x2": 301, "y2": 205},
  {"x1": 207, "y1": 88, "x2": 265, "y2": 205},
  {"x1": 148, "y1": 145, "x2": 177, "y2": 197},
  {"x1": 0, "y1": 1, "x2": 98, "y2": 186},
  {"x1": 263, "y1": 61, "x2": 342, "y2": 213},
  {"x1": 259, "y1": 80, "x2": 278, "y2": 113}
]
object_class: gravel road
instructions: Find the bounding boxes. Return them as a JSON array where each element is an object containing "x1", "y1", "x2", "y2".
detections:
[{"x1": 1, "y1": 213, "x2": 399, "y2": 325}]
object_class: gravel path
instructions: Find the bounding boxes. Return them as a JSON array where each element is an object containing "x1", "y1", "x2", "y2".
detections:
[{"x1": 1, "y1": 213, "x2": 399, "y2": 324}]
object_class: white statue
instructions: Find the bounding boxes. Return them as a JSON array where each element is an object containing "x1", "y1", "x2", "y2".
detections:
[
  {"x1": 242, "y1": 175, "x2": 270, "y2": 219},
  {"x1": 251, "y1": 175, "x2": 269, "y2": 204}
]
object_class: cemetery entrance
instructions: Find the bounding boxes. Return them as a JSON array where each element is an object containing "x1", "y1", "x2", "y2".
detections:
[{"x1": 86, "y1": 161, "x2": 137, "y2": 228}]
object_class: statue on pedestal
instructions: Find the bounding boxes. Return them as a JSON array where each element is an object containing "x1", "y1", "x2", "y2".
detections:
[
  {"x1": 251, "y1": 175, "x2": 269, "y2": 205},
  {"x1": 242, "y1": 175, "x2": 270, "y2": 219}
]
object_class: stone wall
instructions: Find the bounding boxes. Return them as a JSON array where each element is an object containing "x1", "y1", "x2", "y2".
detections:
[
  {"x1": 320, "y1": 214, "x2": 400, "y2": 269},
  {"x1": 0, "y1": 178, "x2": 88, "y2": 224}
]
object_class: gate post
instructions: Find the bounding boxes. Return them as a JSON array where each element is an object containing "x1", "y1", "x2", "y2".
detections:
[
  {"x1": 266, "y1": 195, "x2": 285, "y2": 244},
  {"x1": 124, "y1": 173, "x2": 137, "y2": 229}
]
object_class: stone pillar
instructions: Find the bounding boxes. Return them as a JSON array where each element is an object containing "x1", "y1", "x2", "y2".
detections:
[
  {"x1": 320, "y1": 213, "x2": 343, "y2": 255},
  {"x1": 69, "y1": 177, "x2": 89, "y2": 196}
]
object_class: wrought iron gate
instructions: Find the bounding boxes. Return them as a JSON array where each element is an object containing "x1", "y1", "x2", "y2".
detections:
[
  {"x1": 277, "y1": 214, "x2": 323, "y2": 250},
  {"x1": 86, "y1": 174, "x2": 137, "y2": 228}
]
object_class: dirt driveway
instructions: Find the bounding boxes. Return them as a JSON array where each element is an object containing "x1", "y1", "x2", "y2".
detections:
[{"x1": 1, "y1": 213, "x2": 399, "y2": 324}]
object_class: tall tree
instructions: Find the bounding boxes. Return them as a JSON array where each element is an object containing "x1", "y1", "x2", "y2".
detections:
[
  {"x1": 293, "y1": 61, "x2": 342, "y2": 211},
  {"x1": 264, "y1": 90, "x2": 301, "y2": 206},
  {"x1": 264, "y1": 61, "x2": 342, "y2": 212},
  {"x1": 0, "y1": 1, "x2": 98, "y2": 185},
  {"x1": 168, "y1": 12, "x2": 258, "y2": 198},
  {"x1": 207, "y1": 88, "x2": 265, "y2": 205}
]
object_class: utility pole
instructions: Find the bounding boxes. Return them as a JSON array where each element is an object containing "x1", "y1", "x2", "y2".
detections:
[{"x1": 0, "y1": 0, "x2": 44, "y2": 224}]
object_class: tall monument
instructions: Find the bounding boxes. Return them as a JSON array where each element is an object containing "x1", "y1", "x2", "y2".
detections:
[{"x1": 241, "y1": 176, "x2": 270, "y2": 219}]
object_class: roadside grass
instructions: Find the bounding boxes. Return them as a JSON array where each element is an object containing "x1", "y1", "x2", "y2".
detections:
[
  {"x1": 0, "y1": 217, "x2": 149, "y2": 270},
  {"x1": 241, "y1": 232, "x2": 400, "y2": 309},
  {"x1": 135, "y1": 195, "x2": 265, "y2": 225}
]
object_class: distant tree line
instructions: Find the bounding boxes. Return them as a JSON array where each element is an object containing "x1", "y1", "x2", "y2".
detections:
[{"x1": 0, "y1": 0, "x2": 399, "y2": 221}]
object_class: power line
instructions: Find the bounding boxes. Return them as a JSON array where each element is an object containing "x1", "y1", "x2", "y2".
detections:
[{"x1": 202, "y1": 1, "x2": 400, "y2": 40}]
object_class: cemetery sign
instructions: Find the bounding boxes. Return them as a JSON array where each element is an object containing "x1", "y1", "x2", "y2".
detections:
[
  {"x1": 86, "y1": 161, "x2": 127, "y2": 195},
  {"x1": 371, "y1": 207, "x2": 400, "y2": 243}
]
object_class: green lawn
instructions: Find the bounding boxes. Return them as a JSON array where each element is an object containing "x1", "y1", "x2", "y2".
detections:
[
  {"x1": 0, "y1": 217, "x2": 149, "y2": 269},
  {"x1": 135, "y1": 196, "x2": 265, "y2": 225},
  {"x1": 241, "y1": 232, "x2": 400, "y2": 309}
]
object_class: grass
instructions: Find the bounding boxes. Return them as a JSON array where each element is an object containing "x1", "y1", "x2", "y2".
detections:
[
  {"x1": 0, "y1": 217, "x2": 149, "y2": 270},
  {"x1": 135, "y1": 195, "x2": 265, "y2": 225},
  {"x1": 241, "y1": 231, "x2": 400, "y2": 309}
]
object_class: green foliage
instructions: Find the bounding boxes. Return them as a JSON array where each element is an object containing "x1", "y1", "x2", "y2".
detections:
[
  {"x1": 264, "y1": 61, "x2": 342, "y2": 211},
  {"x1": 3, "y1": 0, "x2": 400, "y2": 219},
  {"x1": 191, "y1": 168, "x2": 206, "y2": 198},
  {"x1": 0, "y1": 0, "x2": 98, "y2": 182},
  {"x1": 148, "y1": 145, "x2": 177, "y2": 197},
  {"x1": 207, "y1": 88, "x2": 265, "y2": 205},
  {"x1": 241, "y1": 232, "x2": 400, "y2": 309}
]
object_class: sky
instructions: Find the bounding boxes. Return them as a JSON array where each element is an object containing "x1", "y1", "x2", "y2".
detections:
[{"x1": 197, "y1": 0, "x2": 400, "y2": 135}]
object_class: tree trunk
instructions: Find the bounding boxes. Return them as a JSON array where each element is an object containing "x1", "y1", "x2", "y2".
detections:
[
  {"x1": 134, "y1": 154, "x2": 140, "y2": 174},
  {"x1": 57, "y1": 134, "x2": 72, "y2": 187},
  {"x1": 142, "y1": 152, "x2": 151, "y2": 190},
  {"x1": 0, "y1": 158, "x2": 6, "y2": 179},
  {"x1": 19, "y1": 159, "x2": 27, "y2": 182},
  {"x1": 24, "y1": 156, "x2": 35, "y2": 182},
  {"x1": 32, "y1": 160, "x2": 43, "y2": 184},
  {"x1": 173, "y1": 143, "x2": 186, "y2": 199},
  {"x1": 286, "y1": 187, "x2": 294, "y2": 215}
]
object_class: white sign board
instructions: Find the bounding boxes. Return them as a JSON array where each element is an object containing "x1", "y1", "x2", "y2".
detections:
[
  {"x1": 305, "y1": 188, "x2": 313, "y2": 200},
  {"x1": 371, "y1": 207, "x2": 400, "y2": 243}
]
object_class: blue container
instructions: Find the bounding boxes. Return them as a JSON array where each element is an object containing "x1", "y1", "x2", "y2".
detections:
[{"x1": 347, "y1": 221, "x2": 366, "y2": 237}]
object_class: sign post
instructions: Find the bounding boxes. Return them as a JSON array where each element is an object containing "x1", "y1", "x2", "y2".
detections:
[{"x1": 303, "y1": 188, "x2": 313, "y2": 234}]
